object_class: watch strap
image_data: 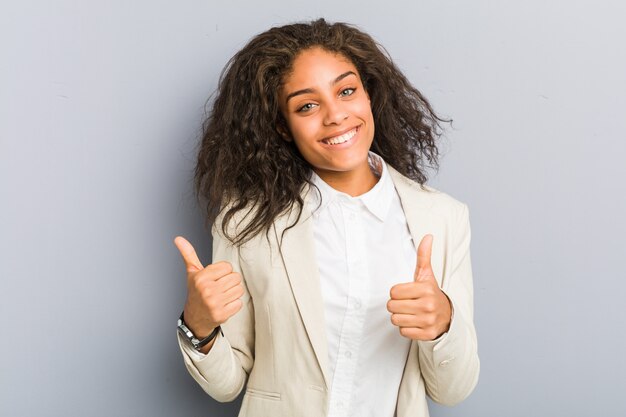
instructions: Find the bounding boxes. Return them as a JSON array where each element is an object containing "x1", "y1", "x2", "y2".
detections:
[{"x1": 177, "y1": 312, "x2": 222, "y2": 350}]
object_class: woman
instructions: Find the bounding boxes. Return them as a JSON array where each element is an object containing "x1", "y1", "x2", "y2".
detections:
[{"x1": 175, "y1": 18, "x2": 479, "y2": 417}]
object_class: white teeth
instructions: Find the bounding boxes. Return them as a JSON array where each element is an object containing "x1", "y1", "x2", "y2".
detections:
[{"x1": 324, "y1": 128, "x2": 357, "y2": 145}]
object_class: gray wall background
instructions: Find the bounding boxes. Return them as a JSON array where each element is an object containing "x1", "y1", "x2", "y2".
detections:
[{"x1": 2, "y1": 1, "x2": 625, "y2": 416}]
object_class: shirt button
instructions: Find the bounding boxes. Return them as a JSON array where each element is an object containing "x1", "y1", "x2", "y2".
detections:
[
  {"x1": 344, "y1": 351, "x2": 352, "y2": 359},
  {"x1": 353, "y1": 299, "x2": 362, "y2": 309}
]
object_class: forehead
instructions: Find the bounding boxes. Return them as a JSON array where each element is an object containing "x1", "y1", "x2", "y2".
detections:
[{"x1": 282, "y1": 47, "x2": 358, "y2": 87}]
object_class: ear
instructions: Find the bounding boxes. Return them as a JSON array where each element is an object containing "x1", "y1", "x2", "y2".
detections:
[
  {"x1": 276, "y1": 117, "x2": 292, "y2": 142},
  {"x1": 277, "y1": 127, "x2": 292, "y2": 142}
]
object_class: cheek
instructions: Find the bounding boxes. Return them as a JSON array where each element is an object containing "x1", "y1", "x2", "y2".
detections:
[
  {"x1": 350, "y1": 97, "x2": 374, "y2": 121},
  {"x1": 362, "y1": 101, "x2": 374, "y2": 119},
  {"x1": 288, "y1": 118, "x2": 319, "y2": 145}
]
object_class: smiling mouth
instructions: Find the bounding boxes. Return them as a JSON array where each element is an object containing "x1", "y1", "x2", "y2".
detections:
[{"x1": 321, "y1": 126, "x2": 360, "y2": 145}]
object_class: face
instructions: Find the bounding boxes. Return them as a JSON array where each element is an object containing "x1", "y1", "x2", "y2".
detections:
[{"x1": 279, "y1": 47, "x2": 376, "y2": 189}]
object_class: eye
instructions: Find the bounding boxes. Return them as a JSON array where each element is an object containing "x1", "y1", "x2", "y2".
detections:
[
  {"x1": 297, "y1": 102, "x2": 317, "y2": 113},
  {"x1": 339, "y1": 87, "x2": 356, "y2": 97}
]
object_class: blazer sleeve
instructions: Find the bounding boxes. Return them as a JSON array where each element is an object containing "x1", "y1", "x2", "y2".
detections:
[
  {"x1": 416, "y1": 202, "x2": 480, "y2": 406},
  {"x1": 177, "y1": 222, "x2": 255, "y2": 402}
]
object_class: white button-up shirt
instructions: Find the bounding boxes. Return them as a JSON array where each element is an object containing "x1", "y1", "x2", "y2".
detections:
[{"x1": 310, "y1": 152, "x2": 416, "y2": 417}]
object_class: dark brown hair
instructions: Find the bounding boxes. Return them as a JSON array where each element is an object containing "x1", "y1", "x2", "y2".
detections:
[{"x1": 195, "y1": 18, "x2": 447, "y2": 245}]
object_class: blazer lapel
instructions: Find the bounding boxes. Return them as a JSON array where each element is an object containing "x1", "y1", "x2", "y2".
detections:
[{"x1": 273, "y1": 187, "x2": 330, "y2": 389}]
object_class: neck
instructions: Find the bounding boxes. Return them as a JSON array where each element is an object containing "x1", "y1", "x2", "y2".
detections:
[{"x1": 314, "y1": 163, "x2": 379, "y2": 197}]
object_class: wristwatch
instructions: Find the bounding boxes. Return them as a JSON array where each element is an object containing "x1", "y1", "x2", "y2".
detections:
[{"x1": 177, "y1": 312, "x2": 222, "y2": 351}]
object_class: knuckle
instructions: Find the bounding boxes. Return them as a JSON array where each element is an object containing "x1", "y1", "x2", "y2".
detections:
[
  {"x1": 200, "y1": 286, "x2": 213, "y2": 299},
  {"x1": 205, "y1": 298, "x2": 218, "y2": 311},
  {"x1": 193, "y1": 280, "x2": 207, "y2": 294}
]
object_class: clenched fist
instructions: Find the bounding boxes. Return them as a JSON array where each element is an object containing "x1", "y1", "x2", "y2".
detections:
[
  {"x1": 174, "y1": 236, "x2": 244, "y2": 353},
  {"x1": 387, "y1": 234, "x2": 452, "y2": 341}
]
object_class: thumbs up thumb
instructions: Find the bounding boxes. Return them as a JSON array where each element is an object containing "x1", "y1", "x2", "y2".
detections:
[
  {"x1": 414, "y1": 234, "x2": 434, "y2": 281},
  {"x1": 174, "y1": 236, "x2": 204, "y2": 273}
]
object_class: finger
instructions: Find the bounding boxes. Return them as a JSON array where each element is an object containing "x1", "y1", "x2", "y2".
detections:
[
  {"x1": 396, "y1": 311, "x2": 439, "y2": 328},
  {"x1": 389, "y1": 282, "x2": 432, "y2": 300},
  {"x1": 215, "y1": 272, "x2": 242, "y2": 292},
  {"x1": 222, "y1": 298, "x2": 243, "y2": 319},
  {"x1": 387, "y1": 299, "x2": 418, "y2": 314},
  {"x1": 221, "y1": 282, "x2": 245, "y2": 304},
  {"x1": 390, "y1": 313, "x2": 421, "y2": 328},
  {"x1": 398, "y1": 326, "x2": 436, "y2": 340},
  {"x1": 414, "y1": 234, "x2": 433, "y2": 281},
  {"x1": 400, "y1": 327, "x2": 443, "y2": 341},
  {"x1": 388, "y1": 298, "x2": 438, "y2": 318},
  {"x1": 202, "y1": 261, "x2": 233, "y2": 282},
  {"x1": 174, "y1": 236, "x2": 203, "y2": 272}
]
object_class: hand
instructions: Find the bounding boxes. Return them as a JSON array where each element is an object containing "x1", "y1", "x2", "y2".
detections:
[
  {"x1": 387, "y1": 234, "x2": 452, "y2": 341},
  {"x1": 174, "y1": 236, "x2": 244, "y2": 342}
]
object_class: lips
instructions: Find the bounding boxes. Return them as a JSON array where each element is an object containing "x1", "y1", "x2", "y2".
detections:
[{"x1": 321, "y1": 125, "x2": 360, "y2": 145}]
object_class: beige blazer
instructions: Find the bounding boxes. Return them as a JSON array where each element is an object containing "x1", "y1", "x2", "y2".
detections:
[{"x1": 178, "y1": 165, "x2": 479, "y2": 417}]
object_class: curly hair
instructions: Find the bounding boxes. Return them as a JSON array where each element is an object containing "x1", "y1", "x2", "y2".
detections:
[{"x1": 195, "y1": 18, "x2": 447, "y2": 246}]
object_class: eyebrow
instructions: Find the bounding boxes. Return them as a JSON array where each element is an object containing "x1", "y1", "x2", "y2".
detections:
[{"x1": 285, "y1": 71, "x2": 357, "y2": 103}]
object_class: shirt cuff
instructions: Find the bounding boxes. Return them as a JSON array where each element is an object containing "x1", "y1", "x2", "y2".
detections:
[{"x1": 179, "y1": 331, "x2": 226, "y2": 364}]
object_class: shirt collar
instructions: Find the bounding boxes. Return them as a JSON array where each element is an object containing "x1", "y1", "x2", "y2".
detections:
[{"x1": 309, "y1": 152, "x2": 394, "y2": 222}]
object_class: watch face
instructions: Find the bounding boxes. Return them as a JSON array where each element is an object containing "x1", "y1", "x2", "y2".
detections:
[{"x1": 177, "y1": 323, "x2": 192, "y2": 340}]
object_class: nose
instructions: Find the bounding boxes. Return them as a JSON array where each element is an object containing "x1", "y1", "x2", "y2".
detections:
[{"x1": 323, "y1": 100, "x2": 348, "y2": 126}]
